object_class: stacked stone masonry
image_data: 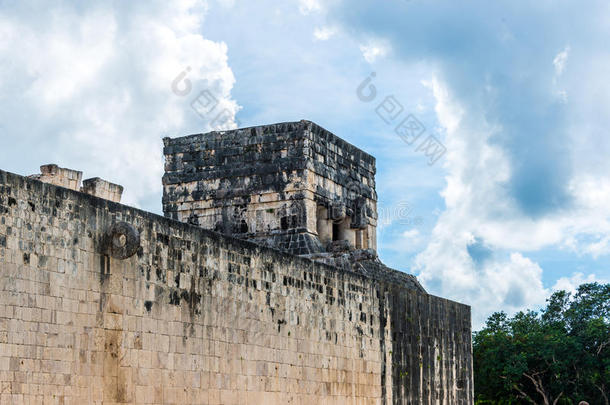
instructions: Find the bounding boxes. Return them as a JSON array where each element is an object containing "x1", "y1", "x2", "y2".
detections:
[
  {"x1": 163, "y1": 121, "x2": 378, "y2": 256},
  {"x1": 29, "y1": 164, "x2": 124, "y2": 203},
  {"x1": 0, "y1": 168, "x2": 472, "y2": 404},
  {"x1": 29, "y1": 164, "x2": 83, "y2": 192},
  {"x1": 81, "y1": 178, "x2": 124, "y2": 204}
]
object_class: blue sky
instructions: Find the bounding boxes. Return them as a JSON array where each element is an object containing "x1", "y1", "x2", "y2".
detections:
[{"x1": 0, "y1": 0, "x2": 608, "y2": 327}]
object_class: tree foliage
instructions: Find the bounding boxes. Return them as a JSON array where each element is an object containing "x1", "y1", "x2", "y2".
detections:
[{"x1": 474, "y1": 283, "x2": 610, "y2": 405}]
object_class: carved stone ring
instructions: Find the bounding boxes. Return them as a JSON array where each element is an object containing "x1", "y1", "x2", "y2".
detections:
[{"x1": 106, "y1": 222, "x2": 140, "y2": 259}]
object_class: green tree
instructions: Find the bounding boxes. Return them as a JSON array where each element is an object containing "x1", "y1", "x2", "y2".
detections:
[{"x1": 474, "y1": 283, "x2": 610, "y2": 405}]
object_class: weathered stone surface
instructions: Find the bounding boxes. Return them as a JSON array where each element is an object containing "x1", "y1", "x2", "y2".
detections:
[
  {"x1": 0, "y1": 167, "x2": 473, "y2": 404},
  {"x1": 29, "y1": 164, "x2": 124, "y2": 203},
  {"x1": 82, "y1": 177, "x2": 124, "y2": 203},
  {"x1": 28, "y1": 164, "x2": 83, "y2": 191},
  {"x1": 163, "y1": 121, "x2": 425, "y2": 295},
  {"x1": 104, "y1": 221, "x2": 141, "y2": 260},
  {"x1": 163, "y1": 120, "x2": 378, "y2": 256}
]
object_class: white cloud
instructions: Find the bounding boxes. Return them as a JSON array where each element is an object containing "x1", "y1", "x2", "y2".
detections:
[
  {"x1": 0, "y1": 0, "x2": 239, "y2": 212},
  {"x1": 298, "y1": 0, "x2": 321, "y2": 15},
  {"x1": 359, "y1": 40, "x2": 390, "y2": 63},
  {"x1": 583, "y1": 237, "x2": 610, "y2": 258},
  {"x1": 299, "y1": 0, "x2": 610, "y2": 331},
  {"x1": 411, "y1": 76, "x2": 610, "y2": 327},
  {"x1": 402, "y1": 229, "x2": 420, "y2": 240},
  {"x1": 313, "y1": 26, "x2": 336, "y2": 41},
  {"x1": 553, "y1": 46, "x2": 570, "y2": 76},
  {"x1": 552, "y1": 46, "x2": 570, "y2": 102},
  {"x1": 552, "y1": 272, "x2": 608, "y2": 294},
  {"x1": 410, "y1": 74, "x2": 610, "y2": 327},
  {"x1": 417, "y1": 236, "x2": 550, "y2": 328},
  {"x1": 214, "y1": 0, "x2": 236, "y2": 7}
]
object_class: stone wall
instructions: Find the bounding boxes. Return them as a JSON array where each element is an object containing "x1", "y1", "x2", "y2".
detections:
[
  {"x1": 81, "y1": 178, "x2": 124, "y2": 203},
  {"x1": 28, "y1": 164, "x2": 83, "y2": 192},
  {"x1": 162, "y1": 121, "x2": 378, "y2": 255},
  {"x1": 306, "y1": 122, "x2": 377, "y2": 251},
  {"x1": 0, "y1": 169, "x2": 473, "y2": 404},
  {"x1": 29, "y1": 164, "x2": 124, "y2": 203}
]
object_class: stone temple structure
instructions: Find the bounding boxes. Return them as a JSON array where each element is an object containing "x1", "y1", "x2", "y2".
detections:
[
  {"x1": 162, "y1": 121, "x2": 425, "y2": 291},
  {"x1": 163, "y1": 121, "x2": 377, "y2": 256},
  {"x1": 0, "y1": 120, "x2": 472, "y2": 404}
]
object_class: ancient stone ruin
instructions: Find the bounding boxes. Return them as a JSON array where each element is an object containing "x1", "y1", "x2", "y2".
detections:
[
  {"x1": 0, "y1": 120, "x2": 473, "y2": 404},
  {"x1": 29, "y1": 164, "x2": 124, "y2": 203}
]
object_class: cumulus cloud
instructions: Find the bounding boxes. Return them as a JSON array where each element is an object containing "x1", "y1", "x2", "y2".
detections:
[
  {"x1": 421, "y1": 251, "x2": 549, "y2": 328},
  {"x1": 0, "y1": 0, "x2": 239, "y2": 212},
  {"x1": 552, "y1": 272, "x2": 608, "y2": 294},
  {"x1": 323, "y1": 0, "x2": 610, "y2": 326},
  {"x1": 413, "y1": 67, "x2": 610, "y2": 326}
]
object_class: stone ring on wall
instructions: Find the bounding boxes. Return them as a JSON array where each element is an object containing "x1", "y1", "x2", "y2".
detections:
[{"x1": 106, "y1": 221, "x2": 140, "y2": 259}]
